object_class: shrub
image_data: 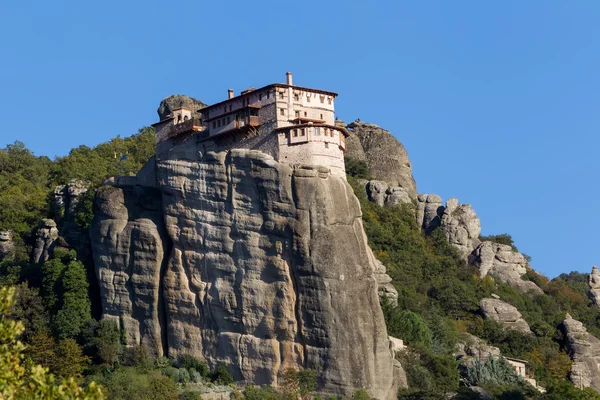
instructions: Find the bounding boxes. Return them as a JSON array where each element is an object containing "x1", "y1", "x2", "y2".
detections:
[
  {"x1": 245, "y1": 385, "x2": 281, "y2": 400},
  {"x1": 344, "y1": 157, "x2": 371, "y2": 179},
  {"x1": 212, "y1": 363, "x2": 234, "y2": 385},
  {"x1": 189, "y1": 368, "x2": 203, "y2": 383},
  {"x1": 465, "y1": 356, "x2": 522, "y2": 386},
  {"x1": 179, "y1": 354, "x2": 210, "y2": 377},
  {"x1": 179, "y1": 367, "x2": 191, "y2": 384}
]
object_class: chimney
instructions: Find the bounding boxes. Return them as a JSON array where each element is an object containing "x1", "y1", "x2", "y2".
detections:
[
  {"x1": 228, "y1": 89, "x2": 234, "y2": 99},
  {"x1": 286, "y1": 72, "x2": 293, "y2": 86}
]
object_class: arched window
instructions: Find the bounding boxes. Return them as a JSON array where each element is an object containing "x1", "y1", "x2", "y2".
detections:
[
  {"x1": 184, "y1": 115, "x2": 189, "y2": 121},
  {"x1": 177, "y1": 114, "x2": 182, "y2": 123}
]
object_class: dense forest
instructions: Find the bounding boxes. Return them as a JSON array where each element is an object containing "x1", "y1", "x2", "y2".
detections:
[{"x1": 2, "y1": 130, "x2": 600, "y2": 399}]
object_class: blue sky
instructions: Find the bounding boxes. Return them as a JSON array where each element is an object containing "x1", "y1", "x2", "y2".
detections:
[{"x1": 1, "y1": 1, "x2": 598, "y2": 278}]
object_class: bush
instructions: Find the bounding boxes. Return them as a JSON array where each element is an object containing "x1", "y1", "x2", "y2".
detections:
[
  {"x1": 212, "y1": 363, "x2": 234, "y2": 385},
  {"x1": 245, "y1": 385, "x2": 281, "y2": 400},
  {"x1": 189, "y1": 368, "x2": 203, "y2": 383},
  {"x1": 465, "y1": 355, "x2": 522, "y2": 386},
  {"x1": 163, "y1": 366, "x2": 180, "y2": 383},
  {"x1": 384, "y1": 309, "x2": 432, "y2": 348},
  {"x1": 179, "y1": 368, "x2": 191, "y2": 384},
  {"x1": 344, "y1": 157, "x2": 371, "y2": 179},
  {"x1": 179, "y1": 354, "x2": 210, "y2": 377}
]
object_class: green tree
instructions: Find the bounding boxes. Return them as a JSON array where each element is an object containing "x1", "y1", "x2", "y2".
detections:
[
  {"x1": 0, "y1": 286, "x2": 104, "y2": 399},
  {"x1": 385, "y1": 309, "x2": 432, "y2": 348}
]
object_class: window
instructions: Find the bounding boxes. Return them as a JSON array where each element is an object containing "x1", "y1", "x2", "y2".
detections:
[
  {"x1": 320, "y1": 96, "x2": 325, "y2": 104},
  {"x1": 295, "y1": 110, "x2": 300, "y2": 118},
  {"x1": 217, "y1": 120, "x2": 221, "y2": 127},
  {"x1": 224, "y1": 106, "x2": 227, "y2": 113},
  {"x1": 294, "y1": 93, "x2": 299, "y2": 101},
  {"x1": 320, "y1": 114, "x2": 323, "y2": 120},
  {"x1": 280, "y1": 92, "x2": 284, "y2": 99},
  {"x1": 293, "y1": 129, "x2": 298, "y2": 137},
  {"x1": 301, "y1": 129, "x2": 306, "y2": 136},
  {"x1": 325, "y1": 128, "x2": 329, "y2": 136},
  {"x1": 307, "y1": 95, "x2": 310, "y2": 102},
  {"x1": 212, "y1": 121, "x2": 216, "y2": 129},
  {"x1": 280, "y1": 108, "x2": 285, "y2": 116},
  {"x1": 304, "y1": 111, "x2": 307, "y2": 117},
  {"x1": 314, "y1": 127, "x2": 320, "y2": 135},
  {"x1": 325, "y1": 142, "x2": 329, "y2": 149},
  {"x1": 328, "y1": 97, "x2": 332, "y2": 104},
  {"x1": 267, "y1": 92, "x2": 270, "y2": 99},
  {"x1": 229, "y1": 105, "x2": 232, "y2": 112},
  {"x1": 177, "y1": 114, "x2": 182, "y2": 123},
  {"x1": 259, "y1": 93, "x2": 262, "y2": 101},
  {"x1": 184, "y1": 115, "x2": 189, "y2": 121},
  {"x1": 205, "y1": 111, "x2": 209, "y2": 118},
  {"x1": 227, "y1": 116, "x2": 230, "y2": 124}
]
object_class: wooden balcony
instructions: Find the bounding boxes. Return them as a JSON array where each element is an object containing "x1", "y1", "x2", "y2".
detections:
[
  {"x1": 170, "y1": 118, "x2": 204, "y2": 136},
  {"x1": 234, "y1": 115, "x2": 260, "y2": 129}
]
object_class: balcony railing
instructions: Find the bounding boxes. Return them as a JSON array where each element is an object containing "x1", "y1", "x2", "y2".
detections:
[
  {"x1": 171, "y1": 118, "x2": 203, "y2": 136},
  {"x1": 234, "y1": 116, "x2": 260, "y2": 129}
]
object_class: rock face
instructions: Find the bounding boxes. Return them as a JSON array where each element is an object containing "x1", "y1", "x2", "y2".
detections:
[
  {"x1": 0, "y1": 231, "x2": 14, "y2": 261},
  {"x1": 589, "y1": 266, "x2": 600, "y2": 307},
  {"x1": 471, "y1": 242, "x2": 543, "y2": 295},
  {"x1": 440, "y1": 198, "x2": 481, "y2": 259},
  {"x1": 344, "y1": 121, "x2": 417, "y2": 199},
  {"x1": 91, "y1": 146, "x2": 400, "y2": 399},
  {"x1": 157, "y1": 95, "x2": 206, "y2": 121},
  {"x1": 479, "y1": 298, "x2": 532, "y2": 334},
  {"x1": 31, "y1": 219, "x2": 59, "y2": 264},
  {"x1": 90, "y1": 185, "x2": 169, "y2": 355},
  {"x1": 562, "y1": 314, "x2": 600, "y2": 391}
]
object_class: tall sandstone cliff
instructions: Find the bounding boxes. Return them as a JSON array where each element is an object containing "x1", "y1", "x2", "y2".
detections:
[{"x1": 90, "y1": 115, "x2": 400, "y2": 399}]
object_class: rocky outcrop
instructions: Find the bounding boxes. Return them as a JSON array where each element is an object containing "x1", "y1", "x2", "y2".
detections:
[
  {"x1": 416, "y1": 194, "x2": 443, "y2": 233},
  {"x1": 589, "y1": 266, "x2": 600, "y2": 307},
  {"x1": 0, "y1": 231, "x2": 14, "y2": 261},
  {"x1": 91, "y1": 147, "x2": 400, "y2": 399},
  {"x1": 157, "y1": 95, "x2": 206, "y2": 121},
  {"x1": 479, "y1": 298, "x2": 532, "y2": 334},
  {"x1": 54, "y1": 180, "x2": 88, "y2": 221},
  {"x1": 456, "y1": 332, "x2": 501, "y2": 360},
  {"x1": 440, "y1": 198, "x2": 481, "y2": 259},
  {"x1": 90, "y1": 184, "x2": 169, "y2": 355},
  {"x1": 31, "y1": 219, "x2": 59, "y2": 264},
  {"x1": 54, "y1": 180, "x2": 90, "y2": 257},
  {"x1": 562, "y1": 314, "x2": 600, "y2": 391},
  {"x1": 344, "y1": 121, "x2": 417, "y2": 199},
  {"x1": 364, "y1": 180, "x2": 412, "y2": 207},
  {"x1": 471, "y1": 242, "x2": 543, "y2": 295},
  {"x1": 372, "y1": 251, "x2": 399, "y2": 307}
]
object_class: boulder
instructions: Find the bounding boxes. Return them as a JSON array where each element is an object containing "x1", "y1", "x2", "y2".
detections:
[
  {"x1": 440, "y1": 198, "x2": 481, "y2": 259},
  {"x1": 589, "y1": 266, "x2": 600, "y2": 307},
  {"x1": 345, "y1": 121, "x2": 417, "y2": 198},
  {"x1": 157, "y1": 94, "x2": 206, "y2": 121},
  {"x1": 371, "y1": 250, "x2": 399, "y2": 307},
  {"x1": 0, "y1": 231, "x2": 14, "y2": 261},
  {"x1": 479, "y1": 298, "x2": 532, "y2": 334},
  {"x1": 416, "y1": 194, "x2": 443, "y2": 233},
  {"x1": 456, "y1": 332, "x2": 501, "y2": 360},
  {"x1": 31, "y1": 219, "x2": 59, "y2": 264},
  {"x1": 364, "y1": 180, "x2": 412, "y2": 207},
  {"x1": 562, "y1": 313, "x2": 600, "y2": 391},
  {"x1": 471, "y1": 241, "x2": 543, "y2": 295}
]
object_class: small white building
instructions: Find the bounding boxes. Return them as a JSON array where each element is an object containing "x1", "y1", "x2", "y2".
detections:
[{"x1": 153, "y1": 73, "x2": 349, "y2": 178}]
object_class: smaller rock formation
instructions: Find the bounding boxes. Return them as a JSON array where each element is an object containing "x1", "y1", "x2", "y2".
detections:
[
  {"x1": 344, "y1": 120, "x2": 417, "y2": 199},
  {"x1": 364, "y1": 180, "x2": 412, "y2": 207},
  {"x1": 562, "y1": 313, "x2": 600, "y2": 391},
  {"x1": 31, "y1": 219, "x2": 59, "y2": 264},
  {"x1": 416, "y1": 194, "x2": 444, "y2": 233},
  {"x1": 589, "y1": 266, "x2": 600, "y2": 307},
  {"x1": 441, "y1": 198, "x2": 481, "y2": 259},
  {"x1": 471, "y1": 242, "x2": 543, "y2": 295},
  {"x1": 372, "y1": 253, "x2": 399, "y2": 307},
  {"x1": 456, "y1": 332, "x2": 501, "y2": 360},
  {"x1": 389, "y1": 336, "x2": 406, "y2": 355},
  {"x1": 54, "y1": 180, "x2": 88, "y2": 221},
  {"x1": 157, "y1": 94, "x2": 206, "y2": 121},
  {"x1": 0, "y1": 231, "x2": 14, "y2": 261},
  {"x1": 479, "y1": 298, "x2": 532, "y2": 334}
]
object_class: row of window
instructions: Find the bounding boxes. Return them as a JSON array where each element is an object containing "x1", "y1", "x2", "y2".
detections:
[
  {"x1": 212, "y1": 116, "x2": 231, "y2": 129},
  {"x1": 290, "y1": 128, "x2": 337, "y2": 137}
]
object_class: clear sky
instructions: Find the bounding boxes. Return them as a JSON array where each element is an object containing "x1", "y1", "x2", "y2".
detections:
[{"x1": 1, "y1": 1, "x2": 598, "y2": 278}]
